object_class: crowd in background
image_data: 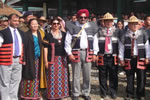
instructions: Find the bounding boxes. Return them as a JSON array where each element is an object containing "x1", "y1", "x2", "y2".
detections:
[
  {"x1": 0, "y1": 10, "x2": 150, "y2": 100},
  {"x1": 0, "y1": 11, "x2": 149, "y2": 32}
]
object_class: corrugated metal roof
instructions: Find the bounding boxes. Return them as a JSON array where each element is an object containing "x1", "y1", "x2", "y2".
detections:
[{"x1": 7, "y1": 0, "x2": 20, "y2": 5}]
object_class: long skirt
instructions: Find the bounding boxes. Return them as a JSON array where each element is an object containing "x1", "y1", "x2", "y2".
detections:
[
  {"x1": 21, "y1": 59, "x2": 41, "y2": 99},
  {"x1": 47, "y1": 56, "x2": 69, "y2": 99}
]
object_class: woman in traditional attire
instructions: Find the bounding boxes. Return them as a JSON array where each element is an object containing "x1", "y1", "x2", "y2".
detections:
[
  {"x1": 43, "y1": 17, "x2": 69, "y2": 100},
  {"x1": 21, "y1": 18, "x2": 42, "y2": 100}
]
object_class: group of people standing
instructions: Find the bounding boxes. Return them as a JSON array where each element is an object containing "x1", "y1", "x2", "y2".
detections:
[
  {"x1": 0, "y1": 12, "x2": 69, "y2": 100},
  {"x1": 66, "y1": 9, "x2": 150, "y2": 100},
  {"x1": 0, "y1": 8, "x2": 150, "y2": 100}
]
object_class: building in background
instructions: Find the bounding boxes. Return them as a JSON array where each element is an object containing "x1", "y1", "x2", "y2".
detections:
[{"x1": 6, "y1": 0, "x2": 150, "y2": 18}]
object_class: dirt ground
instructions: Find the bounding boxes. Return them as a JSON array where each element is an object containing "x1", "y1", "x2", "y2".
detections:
[
  {"x1": 61, "y1": 66, "x2": 150, "y2": 100},
  {"x1": 39, "y1": 66, "x2": 150, "y2": 100}
]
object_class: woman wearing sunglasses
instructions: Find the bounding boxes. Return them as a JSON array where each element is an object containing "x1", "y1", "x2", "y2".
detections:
[{"x1": 43, "y1": 17, "x2": 70, "y2": 100}]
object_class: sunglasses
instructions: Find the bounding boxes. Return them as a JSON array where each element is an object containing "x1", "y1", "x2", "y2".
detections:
[
  {"x1": 80, "y1": 16, "x2": 87, "y2": 19},
  {"x1": 52, "y1": 22, "x2": 59, "y2": 25}
]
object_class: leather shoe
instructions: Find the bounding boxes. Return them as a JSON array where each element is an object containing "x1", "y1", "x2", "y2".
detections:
[
  {"x1": 83, "y1": 96, "x2": 91, "y2": 100},
  {"x1": 124, "y1": 97, "x2": 131, "y2": 100},
  {"x1": 72, "y1": 96, "x2": 79, "y2": 100},
  {"x1": 110, "y1": 94, "x2": 117, "y2": 99},
  {"x1": 137, "y1": 96, "x2": 145, "y2": 100}
]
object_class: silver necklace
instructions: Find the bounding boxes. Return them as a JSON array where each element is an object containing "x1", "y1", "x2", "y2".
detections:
[{"x1": 51, "y1": 30, "x2": 62, "y2": 44}]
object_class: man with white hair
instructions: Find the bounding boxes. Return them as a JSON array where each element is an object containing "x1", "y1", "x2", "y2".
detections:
[
  {"x1": 119, "y1": 16, "x2": 149, "y2": 100},
  {"x1": 65, "y1": 9, "x2": 99, "y2": 100},
  {"x1": 96, "y1": 12, "x2": 120, "y2": 100}
]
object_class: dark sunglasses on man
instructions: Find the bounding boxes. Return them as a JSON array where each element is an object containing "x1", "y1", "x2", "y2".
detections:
[{"x1": 80, "y1": 16, "x2": 87, "y2": 19}]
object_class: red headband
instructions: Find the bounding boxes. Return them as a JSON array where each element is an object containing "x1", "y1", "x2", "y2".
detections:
[{"x1": 77, "y1": 9, "x2": 89, "y2": 18}]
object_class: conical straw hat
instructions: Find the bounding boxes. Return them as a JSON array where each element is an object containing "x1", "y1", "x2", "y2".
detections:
[
  {"x1": 127, "y1": 16, "x2": 139, "y2": 23},
  {"x1": 101, "y1": 12, "x2": 117, "y2": 20},
  {"x1": 39, "y1": 16, "x2": 47, "y2": 22}
]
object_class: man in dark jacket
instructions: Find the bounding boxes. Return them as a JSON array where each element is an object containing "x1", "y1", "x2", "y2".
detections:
[
  {"x1": 96, "y1": 12, "x2": 120, "y2": 100},
  {"x1": 0, "y1": 13, "x2": 25, "y2": 100},
  {"x1": 119, "y1": 16, "x2": 149, "y2": 100}
]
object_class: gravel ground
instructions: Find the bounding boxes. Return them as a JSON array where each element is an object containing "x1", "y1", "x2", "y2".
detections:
[
  {"x1": 61, "y1": 66, "x2": 150, "y2": 100},
  {"x1": 40, "y1": 66, "x2": 150, "y2": 100}
]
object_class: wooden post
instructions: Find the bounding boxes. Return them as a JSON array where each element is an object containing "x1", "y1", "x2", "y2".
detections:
[{"x1": 43, "y1": 2, "x2": 47, "y2": 17}]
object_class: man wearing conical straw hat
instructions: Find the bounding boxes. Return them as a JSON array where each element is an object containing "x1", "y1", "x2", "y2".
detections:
[
  {"x1": 96, "y1": 12, "x2": 120, "y2": 100},
  {"x1": 119, "y1": 15, "x2": 149, "y2": 100}
]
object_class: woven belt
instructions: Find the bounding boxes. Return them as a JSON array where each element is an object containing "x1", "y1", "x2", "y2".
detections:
[
  {"x1": 104, "y1": 54, "x2": 112, "y2": 57},
  {"x1": 131, "y1": 56, "x2": 137, "y2": 58},
  {"x1": 80, "y1": 49, "x2": 87, "y2": 51}
]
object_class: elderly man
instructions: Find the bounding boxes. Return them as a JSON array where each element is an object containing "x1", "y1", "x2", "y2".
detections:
[
  {"x1": 96, "y1": 12, "x2": 120, "y2": 100},
  {"x1": 119, "y1": 16, "x2": 149, "y2": 100},
  {"x1": 65, "y1": 9, "x2": 99, "y2": 100}
]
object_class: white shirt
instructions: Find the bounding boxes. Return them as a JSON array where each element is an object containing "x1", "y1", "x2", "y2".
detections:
[
  {"x1": 0, "y1": 36, "x2": 3, "y2": 47},
  {"x1": 65, "y1": 21, "x2": 99, "y2": 55},
  {"x1": 119, "y1": 30, "x2": 150, "y2": 60},
  {"x1": 0, "y1": 26, "x2": 22, "y2": 56}
]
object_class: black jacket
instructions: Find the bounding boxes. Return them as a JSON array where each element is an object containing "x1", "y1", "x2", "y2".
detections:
[
  {"x1": 22, "y1": 30, "x2": 42, "y2": 80},
  {"x1": 0, "y1": 27, "x2": 26, "y2": 65}
]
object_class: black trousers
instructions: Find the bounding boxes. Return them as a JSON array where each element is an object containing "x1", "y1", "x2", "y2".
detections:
[
  {"x1": 98, "y1": 55, "x2": 118, "y2": 97},
  {"x1": 125, "y1": 57, "x2": 146, "y2": 98}
]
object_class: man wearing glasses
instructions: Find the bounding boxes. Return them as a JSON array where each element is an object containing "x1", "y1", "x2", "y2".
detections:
[
  {"x1": 96, "y1": 12, "x2": 120, "y2": 100},
  {"x1": 119, "y1": 16, "x2": 149, "y2": 100},
  {"x1": 65, "y1": 9, "x2": 99, "y2": 100}
]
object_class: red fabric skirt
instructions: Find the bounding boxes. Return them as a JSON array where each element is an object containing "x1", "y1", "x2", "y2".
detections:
[{"x1": 46, "y1": 56, "x2": 69, "y2": 99}]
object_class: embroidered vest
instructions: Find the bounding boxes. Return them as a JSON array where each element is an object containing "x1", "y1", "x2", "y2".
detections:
[
  {"x1": 0, "y1": 28, "x2": 24, "y2": 65},
  {"x1": 66, "y1": 21, "x2": 98, "y2": 62}
]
